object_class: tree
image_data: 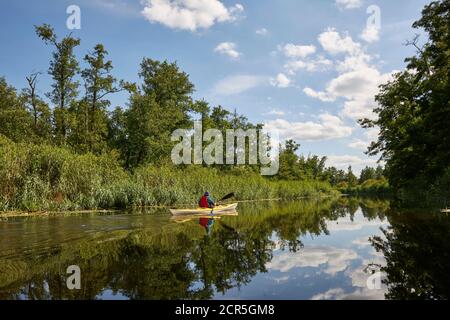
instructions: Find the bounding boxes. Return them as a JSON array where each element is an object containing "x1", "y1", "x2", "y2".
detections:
[
  {"x1": 0, "y1": 77, "x2": 33, "y2": 142},
  {"x1": 375, "y1": 165, "x2": 385, "y2": 180},
  {"x1": 122, "y1": 58, "x2": 197, "y2": 167},
  {"x1": 324, "y1": 166, "x2": 342, "y2": 186},
  {"x1": 360, "y1": 0, "x2": 450, "y2": 190},
  {"x1": 359, "y1": 166, "x2": 376, "y2": 184},
  {"x1": 107, "y1": 106, "x2": 127, "y2": 155},
  {"x1": 23, "y1": 73, "x2": 52, "y2": 141},
  {"x1": 346, "y1": 166, "x2": 358, "y2": 188},
  {"x1": 77, "y1": 44, "x2": 123, "y2": 153},
  {"x1": 278, "y1": 140, "x2": 302, "y2": 180},
  {"x1": 35, "y1": 24, "x2": 80, "y2": 145}
]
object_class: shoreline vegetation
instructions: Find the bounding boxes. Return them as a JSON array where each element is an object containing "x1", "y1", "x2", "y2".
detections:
[
  {"x1": 0, "y1": 24, "x2": 390, "y2": 215},
  {"x1": 6, "y1": 0, "x2": 450, "y2": 214},
  {"x1": 0, "y1": 135, "x2": 342, "y2": 214}
]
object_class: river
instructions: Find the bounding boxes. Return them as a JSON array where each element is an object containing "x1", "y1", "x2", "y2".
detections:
[{"x1": 0, "y1": 197, "x2": 449, "y2": 300}]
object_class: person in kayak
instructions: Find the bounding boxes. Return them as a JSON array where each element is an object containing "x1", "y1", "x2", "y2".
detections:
[
  {"x1": 199, "y1": 191, "x2": 215, "y2": 208},
  {"x1": 199, "y1": 217, "x2": 215, "y2": 235}
]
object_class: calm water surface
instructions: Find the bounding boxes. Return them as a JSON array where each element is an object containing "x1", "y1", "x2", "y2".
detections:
[{"x1": 1, "y1": 197, "x2": 449, "y2": 300}]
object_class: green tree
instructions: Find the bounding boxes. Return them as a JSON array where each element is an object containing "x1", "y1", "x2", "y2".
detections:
[
  {"x1": 0, "y1": 77, "x2": 33, "y2": 142},
  {"x1": 278, "y1": 140, "x2": 302, "y2": 180},
  {"x1": 375, "y1": 165, "x2": 385, "y2": 180},
  {"x1": 360, "y1": 0, "x2": 450, "y2": 191},
  {"x1": 23, "y1": 73, "x2": 52, "y2": 141},
  {"x1": 76, "y1": 44, "x2": 122, "y2": 153},
  {"x1": 35, "y1": 24, "x2": 80, "y2": 145},
  {"x1": 359, "y1": 166, "x2": 376, "y2": 183},
  {"x1": 107, "y1": 106, "x2": 127, "y2": 155},
  {"x1": 346, "y1": 166, "x2": 358, "y2": 188},
  {"x1": 123, "y1": 58, "x2": 196, "y2": 167}
]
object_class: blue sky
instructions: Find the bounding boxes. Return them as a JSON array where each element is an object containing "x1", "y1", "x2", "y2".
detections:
[{"x1": 0, "y1": 0, "x2": 431, "y2": 172}]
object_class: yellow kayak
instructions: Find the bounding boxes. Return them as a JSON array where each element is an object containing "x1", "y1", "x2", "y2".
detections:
[
  {"x1": 169, "y1": 203, "x2": 238, "y2": 216},
  {"x1": 171, "y1": 211, "x2": 239, "y2": 223}
]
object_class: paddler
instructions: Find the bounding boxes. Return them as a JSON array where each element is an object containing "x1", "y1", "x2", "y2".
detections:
[{"x1": 199, "y1": 191, "x2": 215, "y2": 208}]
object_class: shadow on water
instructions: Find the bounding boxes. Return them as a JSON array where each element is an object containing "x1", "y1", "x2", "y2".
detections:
[{"x1": 0, "y1": 197, "x2": 449, "y2": 300}]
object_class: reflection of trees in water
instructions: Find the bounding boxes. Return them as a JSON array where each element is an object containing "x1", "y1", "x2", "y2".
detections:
[
  {"x1": 371, "y1": 209, "x2": 450, "y2": 300},
  {"x1": 0, "y1": 198, "x2": 395, "y2": 300}
]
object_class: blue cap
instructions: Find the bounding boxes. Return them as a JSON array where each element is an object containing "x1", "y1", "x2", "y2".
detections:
[{"x1": 205, "y1": 191, "x2": 210, "y2": 196}]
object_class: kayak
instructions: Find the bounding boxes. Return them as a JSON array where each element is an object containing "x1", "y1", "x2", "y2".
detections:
[
  {"x1": 170, "y1": 203, "x2": 238, "y2": 216},
  {"x1": 171, "y1": 211, "x2": 239, "y2": 223}
]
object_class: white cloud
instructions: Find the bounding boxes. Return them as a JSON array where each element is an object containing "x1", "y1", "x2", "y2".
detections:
[
  {"x1": 303, "y1": 87, "x2": 335, "y2": 102},
  {"x1": 352, "y1": 237, "x2": 371, "y2": 247},
  {"x1": 304, "y1": 66, "x2": 394, "y2": 120},
  {"x1": 365, "y1": 127, "x2": 379, "y2": 141},
  {"x1": 304, "y1": 28, "x2": 397, "y2": 121},
  {"x1": 214, "y1": 42, "x2": 241, "y2": 59},
  {"x1": 312, "y1": 288, "x2": 346, "y2": 300},
  {"x1": 361, "y1": 25, "x2": 380, "y2": 43},
  {"x1": 318, "y1": 28, "x2": 361, "y2": 55},
  {"x1": 285, "y1": 56, "x2": 333, "y2": 74},
  {"x1": 281, "y1": 44, "x2": 316, "y2": 59},
  {"x1": 267, "y1": 246, "x2": 358, "y2": 275},
  {"x1": 335, "y1": 0, "x2": 363, "y2": 10},
  {"x1": 268, "y1": 275, "x2": 290, "y2": 284},
  {"x1": 264, "y1": 113, "x2": 353, "y2": 141},
  {"x1": 265, "y1": 109, "x2": 286, "y2": 116},
  {"x1": 311, "y1": 285, "x2": 385, "y2": 300},
  {"x1": 278, "y1": 42, "x2": 331, "y2": 75},
  {"x1": 326, "y1": 214, "x2": 387, "y2": 232},
  {"x1": 270, "y1": 73, "x2": 291, "y2": 88},
  {"x1": 212, "y1": 75, "x2": 267, "y2": 95},
  {"x1": 348, "y1": 139, "x2": 369, "y2": 151},
  {"x1": 348, "y1": 128, "x2": 379, "y2": 151},
  {"x1": 325, "y1": 155, "x2": 378, "y2": 170},
  {"x1": 141, "y1": 0, "x2": 244, "y2": 31},
  {"x1": 256, "y1": 28, "x2": 268, "y2": 36}
]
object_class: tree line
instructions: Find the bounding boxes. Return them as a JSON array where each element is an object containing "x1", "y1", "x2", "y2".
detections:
[
  {"x1": 360, "y1": 0, "x2": 450, "y2": 201},
  {"x1": 0, "y1": 24, "x2": 384, "y2": 189}
]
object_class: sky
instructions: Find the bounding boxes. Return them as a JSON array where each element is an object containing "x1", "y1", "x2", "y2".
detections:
[{"x1": 0, "y1": 0, "x2": 431, "y2": 173}]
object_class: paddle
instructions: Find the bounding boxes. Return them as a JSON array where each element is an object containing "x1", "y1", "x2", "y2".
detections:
[
  {"x1": 218, "y1": 192, "x2": 235, "y2": 202},
  {"x1": 210, "y1": 192, "x2": 235, "y2": 215}
]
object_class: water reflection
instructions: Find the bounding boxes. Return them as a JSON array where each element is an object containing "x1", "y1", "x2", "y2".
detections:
[{"x1": 0, "y1": 197, "x2": 448, "y2": 300}]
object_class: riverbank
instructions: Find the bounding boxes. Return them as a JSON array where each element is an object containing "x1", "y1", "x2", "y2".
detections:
[
  {"x1": 0, "y1": 139, "x2": 339, "y2": 213},
  {"x1": 0, "y1": 195, "x2": 345, "y2": 218}
]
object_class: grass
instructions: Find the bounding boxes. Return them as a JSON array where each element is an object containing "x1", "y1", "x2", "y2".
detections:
[{"x1": 0, "y1": 136, "x2": 339, "y2": 212}]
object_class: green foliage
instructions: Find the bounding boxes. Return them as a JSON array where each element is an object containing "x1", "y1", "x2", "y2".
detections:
[
  {"x1": 118, "y1": 58, "x2": 197, "y2": 167},
  {"x1": 360, "y1": 0, "x2": 450, "y2": 201},
  {"x1": 35, "y1": 24, "x2": 80, "y2": 145},
  {"x1": 0, "y1": 137, "x2": 337, "y2": 211},
  {"x1": 372, "y1": 208, "x2": 450, "y2": 299},
  {"x1": 346, "y1": 166, "x2": 358, "y2": 188},
  {"x1": 0, "y1": 136, "x2": 127, "y2": 211},
  {"x1": 76, "y1": 44, "x2": 122, "y2": 154},
  {"x1": 22, "y1": 73, "x2": 53, "y2": 142},
  {"x1": 277, "y1": 140, "x2": 329, "y2": 181},
  {"x1": 338, "y1": 177, "x2": 391, "y2": 195},
  {"x1": 0, "y1": 23, "x2": 394, "y2": 213},
  {"x1": 0, "y1": 77, "x2": 34, "y2": 142}
]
